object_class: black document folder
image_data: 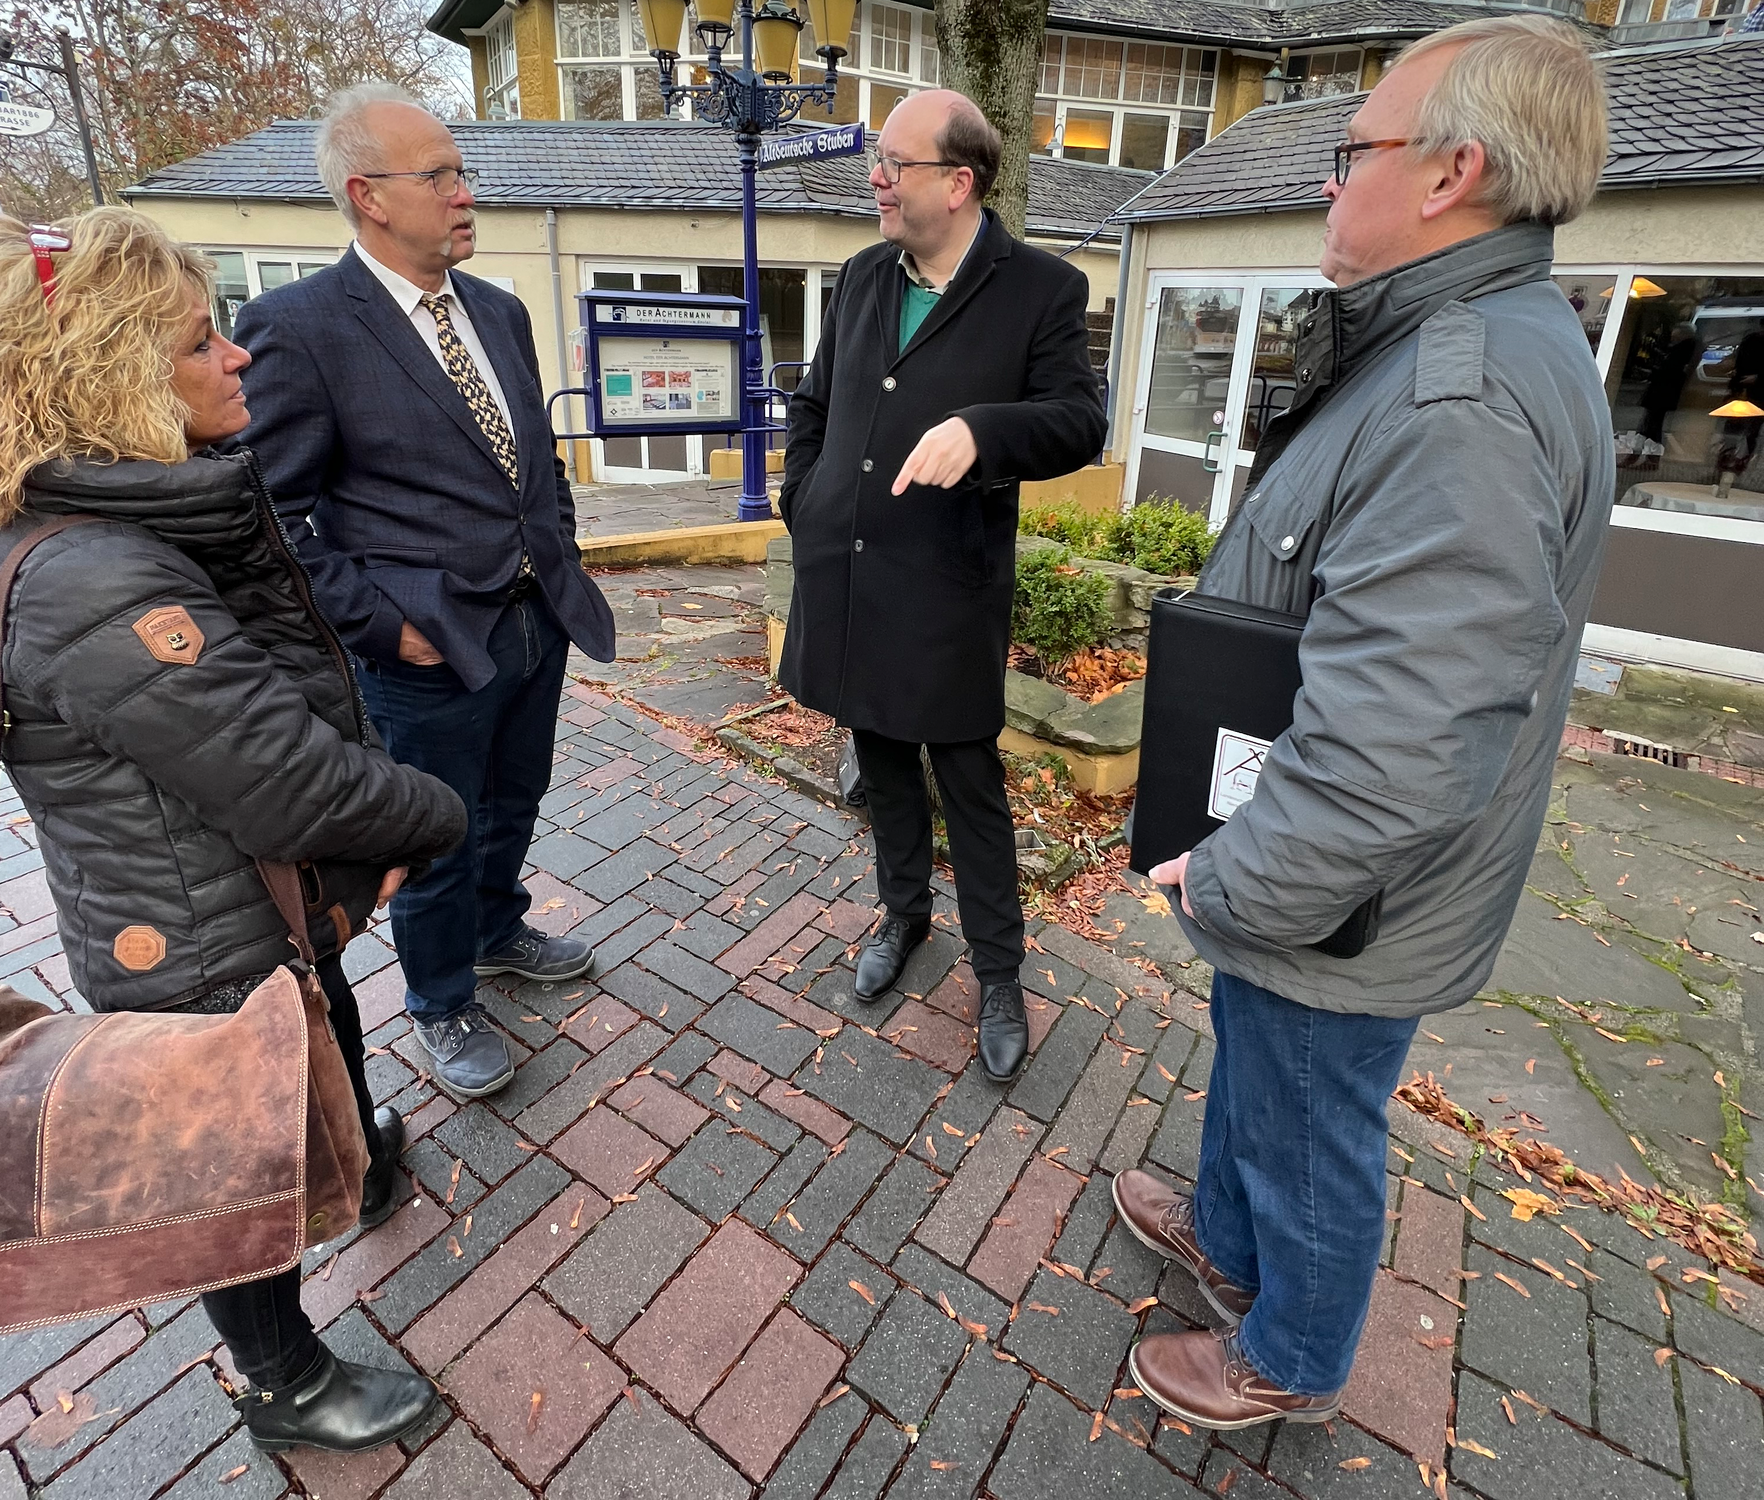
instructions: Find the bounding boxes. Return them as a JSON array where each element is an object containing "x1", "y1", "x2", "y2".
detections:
[{"x1": 1128, "y1": 590, "x2": 1380, "y2": 959}]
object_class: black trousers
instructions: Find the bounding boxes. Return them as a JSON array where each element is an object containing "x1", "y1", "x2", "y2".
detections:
[
  {"x1": 200, "y1": 953, "x2": 381, "y2": 1389},
  {"x1": 850, "y1": 730, "x2": 1023, "y2": 987}
]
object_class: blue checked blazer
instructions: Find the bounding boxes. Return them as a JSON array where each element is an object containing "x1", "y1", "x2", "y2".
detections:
[{"x1": 231, "y1": 250, "x2": 615, "y2": 691}]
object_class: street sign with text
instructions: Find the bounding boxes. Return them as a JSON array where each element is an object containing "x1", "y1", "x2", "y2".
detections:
[
  {"x1": 0, "y1": 99, "x2": 56, "y2": 137},
  {"x1": 757, "y1": 121, "x2": 864, "y2": 171}
]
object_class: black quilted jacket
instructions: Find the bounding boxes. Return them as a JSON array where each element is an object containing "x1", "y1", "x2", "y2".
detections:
[{"x1": 0, "y1": 450, "x2": 467, "y2": 1011}]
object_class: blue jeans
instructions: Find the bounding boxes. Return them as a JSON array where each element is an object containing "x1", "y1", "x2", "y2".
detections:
[
  {"x1": 1193, "y1": 969, "x2": 1418, "y2": 1396},
  {"x1": 357, "y1": 596, "x2": 568, "y2": 1023}
]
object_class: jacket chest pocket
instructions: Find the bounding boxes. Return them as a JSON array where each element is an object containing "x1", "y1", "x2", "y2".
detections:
[{"x1": 1239, "y1": 480, "x2": 1324, "y2": 608}]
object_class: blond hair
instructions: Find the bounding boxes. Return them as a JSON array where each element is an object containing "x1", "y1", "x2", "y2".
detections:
[
  {"x1": 0, "y1": 208, "x2": 212, "y2": 520},
  {"x1": 1396, "y1": 15, "x2": 1607, "y2": 227}
]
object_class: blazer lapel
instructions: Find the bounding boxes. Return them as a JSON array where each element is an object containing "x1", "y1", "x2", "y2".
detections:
[
  {"x1": 892, "y1": 210, "x2": 1011, "y2": 369},
  {"x1": 450, "y1": 274, "x2": 539, "y2": 485},
  {"x1": 340, "y1": 252, "x2": 506, "y2": 477}
]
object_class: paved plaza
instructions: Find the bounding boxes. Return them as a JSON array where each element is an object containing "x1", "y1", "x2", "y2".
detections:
[{"x1": 1, "y1": 611, "x2": 1761, "y2": 1498}]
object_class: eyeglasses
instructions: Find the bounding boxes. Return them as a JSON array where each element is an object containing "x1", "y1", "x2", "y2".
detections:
[
  {"x1": 1332, "y1": 139, "x2": 1410, "y2": 186},
  {"x1": 359, "y1": 166, "x2": 480, "y2": 197},
  {"x1": 864, "y1": 150, "x2": 955, "y2": 186},
  {"x1": 26, "y1": 224, "x2": 71, "y2": 306}
]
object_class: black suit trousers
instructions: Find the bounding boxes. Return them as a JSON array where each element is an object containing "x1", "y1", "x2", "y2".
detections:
[{"x1": 851, "y1": 730, "x2": 1023, "y2": 987}]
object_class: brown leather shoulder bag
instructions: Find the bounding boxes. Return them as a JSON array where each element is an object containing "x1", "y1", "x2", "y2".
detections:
[{"x1": 0, "y1": 518, "x2": 368, "y2": 1335}]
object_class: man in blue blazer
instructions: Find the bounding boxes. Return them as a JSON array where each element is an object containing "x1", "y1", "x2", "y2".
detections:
[{"x1": 233, "y1": 83, "x2": 616, "y2": 1099}]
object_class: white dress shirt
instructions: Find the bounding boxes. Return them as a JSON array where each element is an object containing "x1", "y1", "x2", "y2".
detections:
[{"x1": 352, "y1": 241, "x2": 513, "y2": 432}]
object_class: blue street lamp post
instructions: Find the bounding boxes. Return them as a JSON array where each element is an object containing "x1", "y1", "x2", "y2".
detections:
[{"x1": 638, "y1": 0, "x2": 856, "y2": 522}]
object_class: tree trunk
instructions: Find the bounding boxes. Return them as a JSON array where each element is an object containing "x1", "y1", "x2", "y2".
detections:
[{"x1": 934, "y1": 0, "x2": 1048, "y2": 241}]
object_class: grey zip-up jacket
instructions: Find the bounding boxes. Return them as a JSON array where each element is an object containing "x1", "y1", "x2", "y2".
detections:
[{"x1": 1173, "y1": 222, "x2": 1616, "y2": 1017}]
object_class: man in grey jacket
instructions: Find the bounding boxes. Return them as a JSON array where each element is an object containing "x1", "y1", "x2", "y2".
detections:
[{"x1": 1114, "y1": 17, "x2": 1615, "y2": 1428}]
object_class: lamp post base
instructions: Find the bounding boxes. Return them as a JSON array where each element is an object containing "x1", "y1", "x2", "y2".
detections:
[{"x1": 736, "y1": 492, "x2": 776, "y2": 522}]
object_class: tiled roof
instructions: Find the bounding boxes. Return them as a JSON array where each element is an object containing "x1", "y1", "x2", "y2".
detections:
[
  {"x1": 124, "y1": 118, "x2": 1151, "y2": 242},
  {"x1": 1122, "y1": 35, "x2": 1764, "y2": 221},
  {"x1": 1046, "y1": 0, "x2": 1602, "y2": 46}
]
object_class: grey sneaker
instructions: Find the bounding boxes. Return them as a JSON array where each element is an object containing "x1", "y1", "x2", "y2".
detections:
[
  {"x1": 473, "y1": 926, "x2": 596, "y2": 982},
  {"x1": 412, "y1": 1006, "x2": 515, "y2": 1099}
]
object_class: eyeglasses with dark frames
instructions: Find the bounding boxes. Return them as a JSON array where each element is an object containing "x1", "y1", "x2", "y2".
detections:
[
  {"x1": 864, "y1": 149, "x2": 956, "y2": 186},
  {"x1": 1332, "y1": 139, "x2": 1411, "y2": 187},
  {"x1": 359, "y1": 166, "x2": 480, "y2": 197}
]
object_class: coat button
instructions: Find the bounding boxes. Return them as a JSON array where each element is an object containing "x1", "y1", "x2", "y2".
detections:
[
  {"x1": 882, "y1": 376, "x2": 896, "y2": 391},
  {"x1": 1246, "y1": 491, "x2": 1260, "y2": 504},
  {"x1": 854, "y1": 538, "x2": 864, "y2": 552},
  {"x1": 1281, "y1": 535, "x2": 1295, "y2": 551},
  {"x1": 861, "y1": 459, "x2": 873, "y2": 472}
]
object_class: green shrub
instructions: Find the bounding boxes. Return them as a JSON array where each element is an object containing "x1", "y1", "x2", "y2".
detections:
[
  {"x1": 1115, "y1": 498, "x2": 1216, "y2": 576},
  {"x1": 1018, "y1": 496, "x2": 1215, "y2": 577},
  {"x1": 1012, "y1": 546, "x2": 1113, "y2": 666}
]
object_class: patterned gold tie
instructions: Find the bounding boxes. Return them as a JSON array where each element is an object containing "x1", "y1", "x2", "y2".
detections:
[{"x1": 420, "y1": 292, "x2": 518, "y2": 487}]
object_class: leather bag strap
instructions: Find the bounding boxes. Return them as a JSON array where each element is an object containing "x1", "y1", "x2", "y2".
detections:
[
  {"x1": 254, "y1": 858, "x2": 318, "y2": 968},
  {"x1": 0, "y1": 516, "x2": 103, "y2": 733}
]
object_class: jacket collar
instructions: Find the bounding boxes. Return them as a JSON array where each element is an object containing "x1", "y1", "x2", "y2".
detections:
[
  {"x1": 1248, "y1": 220, "x2": 1555, "y2": 484},
  {"x1": 877, "y1": 207, "x2": 1015, "y2": 364},
  {"x1": 20, "y1": 450, "x2": 267, "y2": 563},
  {"x1": 1295, "y1": 221, "x2": 1555, "y2": 409}
]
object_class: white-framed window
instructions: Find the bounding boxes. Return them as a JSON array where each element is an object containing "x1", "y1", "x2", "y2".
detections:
[
  {"x1": 1033, "y1": 32, "x2": 1217, "y2": 169},
  {"x1": 868, "y1": 2, "x2": 913, "y2": 75},
  {"x1": 557, "y1": 0, "x2": 623, "y2": 57},
  {"x1": 1282, "y1": 48, "x2": 1362, "y2": 102},
  {"x1": 484, "y1": 12, "x2": 521, "y2": 119},
  {"x1": 205, "y1": 248, "x2": 340, "y2": 338}
]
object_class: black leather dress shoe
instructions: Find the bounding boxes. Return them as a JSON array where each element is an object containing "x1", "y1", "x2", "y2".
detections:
[
  {"x1": 977, "y1": 981, "x2": 1029, "y2": 1083},
  {"x1": 237, "y1": 1347, "x2": 437, "y2": 1453},
  {"x1": 358, "y1": 1105, "x2": 405, "y2": 1229},
  {"x1": 854, "y1": 913, "x2": 930, "y2": 1000}
]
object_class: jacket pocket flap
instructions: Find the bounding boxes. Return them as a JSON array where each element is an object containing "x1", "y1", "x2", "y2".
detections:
[
  {"x1": 1243, "y1": 481, "x2": 1319, "y2": 564},
  {"x1": 362, "y1": 546, "x2": 439, "y2": 567}
]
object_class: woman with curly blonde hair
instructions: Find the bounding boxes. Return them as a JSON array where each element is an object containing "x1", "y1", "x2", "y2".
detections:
[{"x1": 0, "y1": 207, "x2": 467, "y2": 1454}]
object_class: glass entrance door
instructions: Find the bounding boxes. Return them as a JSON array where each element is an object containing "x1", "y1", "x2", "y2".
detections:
[{"x1": 1129, "y1": 274, "x2": 1327, "y2": 523}]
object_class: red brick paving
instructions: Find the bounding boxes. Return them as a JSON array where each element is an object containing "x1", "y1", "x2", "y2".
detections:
[
  {"x1": 614, "y1": 1218, "x2": 802, "y2": 1414},
  {"x1": 1341, "y1": 1269, "x2": 1456, "y2": 1468},
  {"x1": 925, "y1": 961, "x2": 980, "y2": 1023},
  {"x1": 281, "y1": 1438, "x2": 406, "y2": 1500},
  {"x1": 882, "y1": 999, "x2": 975, "y2": 1073},
  {"x1": 1024, "y1": 992, "x2": 1062, "y2": 1052},
  {"x1": 562, "y1": 996, "x2": 641, "y2": 1055},
  {"x1": 814, "y1": 899, "x2": 876, "y2": 943},
  {"x1": 695, "y1": 1308, "x2": 845, "y2": 1480},
  {"x1": 445, "y1": 1293, "x2": 626, "y2": 1484},
  {"x1": 403, "y1": 1185, "x2": 606, "y2": 1373},
  {"x1": 551, "y1": 1109, "x2": 669, "y2": 1198},
  {"x1": 608, "y1": 1074, "x2": 712, "y2": 1147},
  {"x1": 741, "y1": 975, "x2": 843, "y2": 1033},
  {"x1": 706, "y1": 1048, "x2": 770, "y2": 1095},
  {"x1": 301, "y1": 1193, "x2": 452, "y2": 1330},
  {"x1": 1391, "y1": 1179, "x2": 1465, "y2": 1300},
  {"x1": 966, "y1": 1155, "x2": 1087, "y2": 1302},
  {"x1": 759, "y1": 1078, "x2": 852, "y2": 1145},
  {"x1": 713, "y1": 890, "x2": 828, "y2": 976},
  {"x1": 401, "y1": 1092, "x2": 457, "y2": 1144},
  {"x1": 355, "y1": 959, "x2": 412, "y2": 1034}
]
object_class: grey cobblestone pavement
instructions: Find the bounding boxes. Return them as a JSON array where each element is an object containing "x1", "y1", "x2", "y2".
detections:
[{"x1": 1, "y1": 567, "x2": 1760, "y2": 1498}]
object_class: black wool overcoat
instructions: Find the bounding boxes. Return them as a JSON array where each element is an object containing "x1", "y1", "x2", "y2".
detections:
[{"x1": 778, "y1": 210, "x2": 1106, "y2": 744}]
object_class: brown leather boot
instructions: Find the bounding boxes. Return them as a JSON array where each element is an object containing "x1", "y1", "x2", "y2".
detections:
[
  {"x1": 1130, "y1": 1328, "x2": 1341, "y2": 1431},
  {"x1": 1111, "y1": 1169, "x2": 1256, "y2": 1326}
]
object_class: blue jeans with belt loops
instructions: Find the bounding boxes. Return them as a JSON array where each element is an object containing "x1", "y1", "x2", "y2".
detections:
[{"x1": 1191, "y1": 968, "x2": 1419, "y2": 1396}]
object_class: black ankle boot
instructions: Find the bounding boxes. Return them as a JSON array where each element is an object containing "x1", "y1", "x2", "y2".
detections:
[
  {"x1": 977, "y1": 981, "x2": 1029, "y2": 1083},
  {"x1": 359, "y1": 1105, "x2": 405, "y2": 1229},
  {"x1": 854, "y1": 913, "x2": 931, "y2": 1000},
  {"x1": 237, "y1": 1347, "x2": 437, "y2": 1453}
]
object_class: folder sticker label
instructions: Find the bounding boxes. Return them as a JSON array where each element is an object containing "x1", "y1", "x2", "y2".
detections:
[{"x1": 1208, "y1": 728, "x2": 1273, "y2": 822}]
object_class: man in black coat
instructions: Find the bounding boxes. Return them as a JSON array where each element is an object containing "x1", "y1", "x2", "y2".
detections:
[{"x1": 780, "y1": 90, "x2": 1106, "y2": 1083}]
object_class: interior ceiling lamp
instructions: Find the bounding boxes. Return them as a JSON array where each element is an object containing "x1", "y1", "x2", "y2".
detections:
[
  {"x1": 1597, "y1": 278, "x2": 1667, "y2": 299},
  {"x1": 753, "y1": 0, "x2": 804, "y2": 79},
  {"x1": 1711, "y1": 398, "x2": 1764, "y2": 418}
]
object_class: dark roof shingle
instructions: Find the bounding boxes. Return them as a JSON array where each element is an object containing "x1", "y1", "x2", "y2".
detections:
[
  {"x1": 125, "y1": 118, "x2": 1151, "y2": 241},
  {"x1": 1122, "y1": 36, "x2": 1764, "y2": 221},
  {"x1": 1046, "y1": 0, "x2": 1602, "y2": 46}
]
